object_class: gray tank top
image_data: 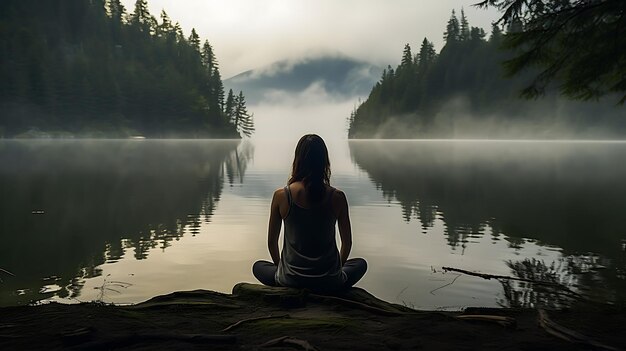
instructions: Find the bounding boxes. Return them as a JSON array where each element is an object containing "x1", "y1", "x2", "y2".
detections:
[{"x1": 275, "y1": 185, "x2": 346, "y2": 290}]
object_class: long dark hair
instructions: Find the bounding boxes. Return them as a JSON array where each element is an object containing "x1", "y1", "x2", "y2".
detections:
[{"x1": 288, "y1": 134, "x2": 331, "y2": 202}]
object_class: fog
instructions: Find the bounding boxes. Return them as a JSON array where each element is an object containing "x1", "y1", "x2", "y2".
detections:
[
  {"x1": 248, "y1": 82, "x2": 356, "y2": 141},
  {"x1": 351, "y1": 95, "x2": 626, "y2": 140}
]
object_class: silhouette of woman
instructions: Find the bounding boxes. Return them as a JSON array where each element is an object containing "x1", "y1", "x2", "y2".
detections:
[{"x1": 253, "y1": 134, "x2": 367, "y2": 292}]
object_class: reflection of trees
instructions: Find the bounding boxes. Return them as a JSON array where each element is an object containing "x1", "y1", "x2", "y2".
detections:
[
  {"x1": 499, "y1": 257, "x2": 621, "y2": 309},
  {"x1": 500, "y1": 258, "x2": 576, "y2": 309},
  {"x1": 225, "y1": 141, "x2": 255, "y2": 186},
  {"x1": 0, "y1": 140, "x2": 251, "y2": 305},
  {"x1": 350, "y1": 141, "x2": 626, "y2": 304}
]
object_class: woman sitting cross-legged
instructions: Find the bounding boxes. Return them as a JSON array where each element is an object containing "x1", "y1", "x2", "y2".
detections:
[{"x1": 252, "y1": 134, "x2": 367, "y2": 293}]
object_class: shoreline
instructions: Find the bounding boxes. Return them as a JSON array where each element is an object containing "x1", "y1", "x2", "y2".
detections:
[{"x1": 1, "y1": 283, "x2": 623, "y2": 350}]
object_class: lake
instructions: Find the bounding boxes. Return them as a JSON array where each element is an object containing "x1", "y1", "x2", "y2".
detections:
[{"x1": 0, "y1": 139, "x2": 625, "y2": 309}]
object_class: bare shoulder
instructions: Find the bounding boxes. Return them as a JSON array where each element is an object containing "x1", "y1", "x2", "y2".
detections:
[
  {"x1": 331, "y1": 187, "x2": 348, "y2": 204},
  {"x1": 272, "y1": 187, "x2": 286, "y2": 202}
]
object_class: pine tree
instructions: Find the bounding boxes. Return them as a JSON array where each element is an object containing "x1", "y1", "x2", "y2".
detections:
[
  {"x1": 225, "y1": 89, "x2": 235, "y2": 120},
  {"x1": 399, "y1": 43, "x2": 413, "y2": 70},
  {"x1": 173, "y1": 22, "x2": 185, "y2": 43},
  {"x1": 188, "y1": 28, "x2": 201, "y2": 52},
  {"x1": 490, "y1": 23, "x2": 503, "y2": 43},
  {"x1": 459, "y1": 8, "x2": 470, "y2": 41},
  {"x1": 201, "y1": 40, "x2": 217, "y2": 74},
  {"x1": 470, "y1": 27, "x2": 486, "y2": 42},
  {"x1": 131, "y1": 0, "x2": 152, "y2": 32},
  {"x1": 212, "y1": 70, "x2": 225, "y2": 111},
  {"x1": 417, "y1": 38, "x2": 436, "y2": 68},
  {"x1": 158, "y1": 10, "x2": 173, "y2": 38},
  {"x1": 477, "y1": 0, "x2": 626, "y2": 103},
  {"x1": 106, "y1": 0, "x2": 126, "y2": 24},
  {"x1": 0, "y1": 0, "x2": 240, "y2": 138},
  {"x1": 444, "y1": 10, "x2": 460, "y2": 43},
  {"x1": 234, "y1": 91, "x2": 254, "y2": 137}
]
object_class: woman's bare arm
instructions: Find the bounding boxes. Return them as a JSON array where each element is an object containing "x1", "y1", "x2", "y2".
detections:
[
  {"x1": 336, "y1": 190, "x2": 353, "y2": 266},
  {"x1": 267, "y1": 189, "x2": 283, "y2": 265}
]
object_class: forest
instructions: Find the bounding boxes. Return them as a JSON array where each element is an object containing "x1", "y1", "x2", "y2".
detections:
[
  {"x1": 348, "y1": 9, "x2": 626, "y2": 139},
  {"x1": 0, "y1": 0, "x2": 254, "y2": 138}
]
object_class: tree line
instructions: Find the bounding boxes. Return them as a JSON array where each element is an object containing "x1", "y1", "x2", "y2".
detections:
[
  {"x1": 348, "y1": 8, "x2": 625, "y2": 139},
  {"x1": 0, "y1": 0, "x2": 254, "y2": 138}
]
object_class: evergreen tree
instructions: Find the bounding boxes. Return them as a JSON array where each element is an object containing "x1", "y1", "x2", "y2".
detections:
[
  {"x1": 400, "y1": 43, "x2": 413, "y2": 69},
  {"x1": 459, "y1": 8, "x2": 470, "y2": 41},
  {"x1": 225, "y1": 89, "x2": 235, "y2": 120},
  {"x1": 477, "y1": 0, "x2": 626, "y2": 102},
  {"x1": 233, "y1": 91, "x2": 254, "y2": 137},
  {"x1": 173, "y1": 22, "x2": 185, "y2": 42},
  {"x1": 212, "y1": 70, "x2": 225, "y2": 112},
  {"x1": 489, "y1": 23, "x2": 503, "y2": 43},
  {"x1": 106, "y1": 0, "x2": 126, "y2": 24},
  {"x1": 348, "y1": 7, "x2": 625, "y2": 139},
  {"x1": 443, "y1": 10, "x2": 460, "y2": 43},
  {"x1": 158, "y1": 10, "x2": 173, "y2": 38},
  {"x1": 201, "y1": 40, "x2": 217, "y2": 74},
  {"x1": 131, "y1": 0, "x2": 152, "y2": 31},
  {"x1": 188, "y1": 28, "x2": 201, "y2": 52},
  {"x1": 417, "y1": 38, "x2": 436, "y2": 68},
  {"x1": 0, "y1": 0, "x2": 244, "y2": 138},
  {"x1": 470, "y1": 27, "x2": 486, "y2": 41}
]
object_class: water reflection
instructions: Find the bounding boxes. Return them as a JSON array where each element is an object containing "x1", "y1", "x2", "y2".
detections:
[
  {"x1": 349, "y1": 140, "x2": 626, "y2": 306},
  {"x1": 0, "y1": 140, "x2": 246, "y2": 305},
  {"x1": 2, "y1": 139, "x2": 625, "y2": 309}
]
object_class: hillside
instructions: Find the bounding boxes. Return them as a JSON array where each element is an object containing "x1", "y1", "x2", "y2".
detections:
[
  {"x1": 348, "y1": 10, "x2": 625, "y2": 139},
  {"x1": 0, "y1": 0, "x2": 247, "y2": 138},
  {"x1": 225, "y1": 55, "x2": 380, "y2": 104}
]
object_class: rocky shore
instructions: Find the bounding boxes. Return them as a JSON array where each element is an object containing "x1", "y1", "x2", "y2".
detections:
[{"x1": 0, "y1": 283, "x2": 623, "y2": 350}]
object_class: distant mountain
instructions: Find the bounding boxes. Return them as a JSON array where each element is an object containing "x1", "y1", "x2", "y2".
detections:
[{"x1": 224, "y1": 56, "x2": 380, "y2": 104}]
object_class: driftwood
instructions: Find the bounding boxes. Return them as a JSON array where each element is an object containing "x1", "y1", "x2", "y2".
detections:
[
  {"x1": 538, "y1": 309, "x2": 618, "y2": 351},
  {"x1": 0, "y1": 268, "x2": 14, "y2": 283},
  {"x1": 441, "y1": 266, "x2": 583, "y2": 298},
  {"x1": 0, "y1": 268, "x2": 14, "y2": 276},
  {"x1": 260, "y1": 335, "x2": 320, "y2": 351},
  {"x1": 220, "y1": 314, "x2": 290, "y2": 332}
]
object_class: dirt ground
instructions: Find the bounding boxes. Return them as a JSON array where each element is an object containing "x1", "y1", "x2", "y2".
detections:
[{"x1": 0, "y1": 283, "x2": 624, "y2": 350}]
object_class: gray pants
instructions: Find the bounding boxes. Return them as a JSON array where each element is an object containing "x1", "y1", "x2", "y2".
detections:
[{"x1": 252, "y1": 258, "x2": 367, "y2": 290}]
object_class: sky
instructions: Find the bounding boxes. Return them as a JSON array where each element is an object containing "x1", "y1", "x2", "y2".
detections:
[{"x1": 120, "y1": 0, "x2": 501, "y2": 78}]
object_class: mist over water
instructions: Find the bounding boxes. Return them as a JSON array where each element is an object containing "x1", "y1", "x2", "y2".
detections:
[
  {"x1": 2, "y1": 63, "x2": 625, "y2": 309},
  {"x1": 1, "y1": 137, "x2": 625, "y2": 309},
  {"x1": 353, "y1": 95, "x2": 626, "y2": 140},
  {"x1": 249, "y1": 84, "x2": 356, "y2": 141}
]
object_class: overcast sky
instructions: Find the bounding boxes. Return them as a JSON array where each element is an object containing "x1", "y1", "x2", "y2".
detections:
[{"x1": 121, "y1": 1, "x2": 501, "y2": 78}]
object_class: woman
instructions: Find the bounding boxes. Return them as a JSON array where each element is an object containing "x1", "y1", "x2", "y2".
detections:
[{"x1": 252, "y1": 134, "x2": 367, "y2": 292}]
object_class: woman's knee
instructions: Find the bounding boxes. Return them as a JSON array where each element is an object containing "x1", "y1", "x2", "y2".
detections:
[
  {"x1": 252, "y1": 260, "x2": 267, "y2": 274},
  {"x1": 347, "y1": 258, "x2": 367, "y2": 273},
  {"x1": 252, "y1": 260, "x2": 278, "y2": 286}
]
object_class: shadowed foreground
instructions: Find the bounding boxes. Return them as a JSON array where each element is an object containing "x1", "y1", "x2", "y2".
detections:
[{"x1": 0, "y1": 283, "x2": 623, "y2": 350}]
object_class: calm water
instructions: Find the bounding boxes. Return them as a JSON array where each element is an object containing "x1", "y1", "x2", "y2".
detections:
[{"x1": 1, "y1": 139, "x2": 625, "y2": 309}]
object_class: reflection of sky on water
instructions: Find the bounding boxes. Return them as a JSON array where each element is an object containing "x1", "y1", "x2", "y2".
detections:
[
  {"x1": 2, "y1": 139, "x2": 624, "y2": 309},
  {"x1": 44, "y1": 140, "x2": 624, "y2": 309}
]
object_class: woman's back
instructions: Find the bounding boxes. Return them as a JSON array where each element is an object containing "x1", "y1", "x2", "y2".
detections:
[
  {"x1": 276, "y1": 183, "x2": 345, "y2": 289},
  {"x1": 253, "y1": 134, "x2": 366, "y2": 292}
]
